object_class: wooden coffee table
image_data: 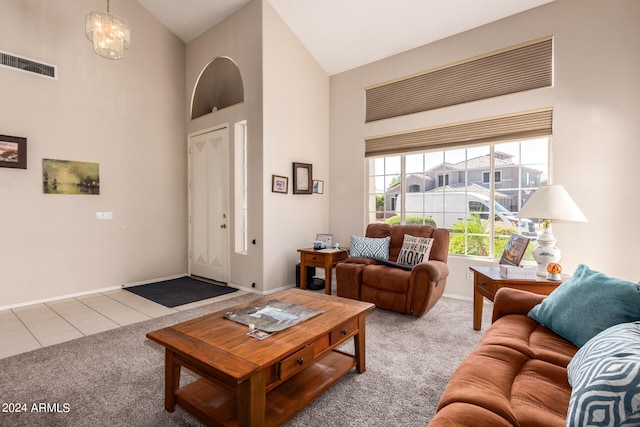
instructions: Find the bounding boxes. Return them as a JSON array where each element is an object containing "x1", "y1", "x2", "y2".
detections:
[{"x1": 147, "y1": 289, "x2": 375, "y2": 427}]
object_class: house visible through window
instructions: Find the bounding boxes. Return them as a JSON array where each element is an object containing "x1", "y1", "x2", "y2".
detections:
[
  {"x1": 483, "y1": 171, "x2": 501, "y2": 183},
  {"x1": 368, "y1": 137, "x2": 549, "y2": 259},
  {"x1": 437, "y1": 174, "x2": 449, "y2": 187}
]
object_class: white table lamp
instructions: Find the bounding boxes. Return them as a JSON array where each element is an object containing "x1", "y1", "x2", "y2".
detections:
[{"x1": 518, "y1": 185, "x2": 587, "y2": 276}]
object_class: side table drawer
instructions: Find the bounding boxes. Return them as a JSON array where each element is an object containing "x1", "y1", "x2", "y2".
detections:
[
  {"x1": 477, "y1": 279, "x2": 497, "y2": 299},
  {"x1": 330, "y1": 318, "x2": 357, "y2": 345},
  {"x1": 278, "y1": 344, "x2": 315, "y2": 381},
  {"x1": 302, "y1": 252, "x2": 325, "y2": 268}
]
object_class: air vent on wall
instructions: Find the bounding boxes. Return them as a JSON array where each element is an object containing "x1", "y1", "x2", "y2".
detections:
[{"x1": 0, "y1": 50, "x2": 57, "y2": 79}]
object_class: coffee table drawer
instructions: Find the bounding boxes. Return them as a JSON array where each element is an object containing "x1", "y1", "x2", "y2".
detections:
[
  {"x1": 330, "y1": 318, "x2": 357, "y2": 345},
  {"x1": 278, "y1": 345, "x2": 315, "y2": 381}
]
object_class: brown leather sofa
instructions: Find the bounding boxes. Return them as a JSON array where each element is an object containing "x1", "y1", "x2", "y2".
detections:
[
  {"x1": 335, "y1": 223, "x2": 449, "y2": 318},
  {"x1": 429, "y1": 287, "x2": 578, "y2": 426}
]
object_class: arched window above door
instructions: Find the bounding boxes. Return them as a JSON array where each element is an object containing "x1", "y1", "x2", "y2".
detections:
[{"x1": 191, "y1": 56, "x2": 244, "y2": 120}]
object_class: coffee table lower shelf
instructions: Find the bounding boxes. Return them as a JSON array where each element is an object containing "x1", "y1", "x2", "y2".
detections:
[{"x1": 175, "y1": 350, "x2": 356, "y2": 427}]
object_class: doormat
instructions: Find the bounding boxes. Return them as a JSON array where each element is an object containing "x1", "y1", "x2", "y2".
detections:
[{"x1": 124, "y1": 276, "x2": 238, "y2": 308}]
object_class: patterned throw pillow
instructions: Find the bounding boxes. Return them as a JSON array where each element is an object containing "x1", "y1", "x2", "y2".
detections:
[
  {"x1": 567, "y1": 321, "x2": 640, "y2": 427},
  {"x1": 397, "y1": 234, "x2": 433, "y2": 266},
  {"x1": 349, "y1": 235, "x2": 390, "y2": 261}
]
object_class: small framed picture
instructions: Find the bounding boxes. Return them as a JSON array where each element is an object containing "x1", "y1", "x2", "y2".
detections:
[
  {"x1": 272, "y1": 175, "x2": 288, "y2": 193},
  {"x1": 499, "y1": 234, "x2": 531, "y2": 266},
  {"x1": 312, "y1": 180, "x2": 324, "y2": 194},
  {"x1": 0, "y1": 135, "x2": 27, "y2": 169},
  {"x1": 316, "y1": 234, "x2": 333, "y2": 247},
  {"x1": 293, "y1": 162, "x2": 312, "y2": 194}
]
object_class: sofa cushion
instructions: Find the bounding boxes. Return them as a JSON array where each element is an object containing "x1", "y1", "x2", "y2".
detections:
[
  {"x1": 397, "y1": 234, "x2": 433, "y2": 266},
  {"x1": 436, "y1": 313, "x2": 574, "y2": 427},
  {"x1": 528, "y1": 264, "x2": 640, "y2": 347},
  {"x1": 349, "y1": 235, "x2": 390, "y2": 261},
  {"x1": 566, "y1": 321, "x2": 640, "y2": 427}
]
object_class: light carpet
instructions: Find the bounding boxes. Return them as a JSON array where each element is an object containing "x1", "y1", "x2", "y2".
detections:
[{"x1": 0, "y1": 292, "x2": 492, "y2": 426}]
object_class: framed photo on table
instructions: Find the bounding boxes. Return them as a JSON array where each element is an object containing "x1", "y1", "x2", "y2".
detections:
[
  {"x1": 499, "y1": 234, "x2": 531, "y2": 266},
  {"x1": 293, "y1": 162, "x2": 312, "y2": 194},
  {"x1": 316, "y1": 234, "x2": 333, "y2": 247}
]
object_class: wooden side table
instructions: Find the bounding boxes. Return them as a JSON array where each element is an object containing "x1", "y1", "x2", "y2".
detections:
[
  {"x1": 471, "y1": 266, "x2": 567, "y2": 330},
  {"x1": 298, "y1": 248, "x2": 349, "y2": 295}
]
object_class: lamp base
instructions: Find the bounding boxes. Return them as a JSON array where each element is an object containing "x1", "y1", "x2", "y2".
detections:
[{"x1": 533, "y1": 225, "x2": 562, "y2": 276}]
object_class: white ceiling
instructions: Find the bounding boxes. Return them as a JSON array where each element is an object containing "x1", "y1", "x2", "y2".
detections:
[{"x1": 136, "y1": 0, "x2": 554, "y2": 75}]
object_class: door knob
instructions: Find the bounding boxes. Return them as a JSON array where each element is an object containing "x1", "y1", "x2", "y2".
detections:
[{"x1": 220, "y1": 224, "x2": 227, "y2": 229}]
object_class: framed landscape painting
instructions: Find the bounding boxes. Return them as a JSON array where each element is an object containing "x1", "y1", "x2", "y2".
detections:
[
  {"x1": 0, "y1": 135, "x2": 27, "y2": 169},
  {"x1": 42, "y1": 159, "x2": 100, "y2": 195}
]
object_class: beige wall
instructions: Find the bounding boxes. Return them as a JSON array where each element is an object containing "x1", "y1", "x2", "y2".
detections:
[
  {"x1": 185, "y1": 0, "x2": 330, "y2": 294},
  {"x1": 0, "y1": 0, "x2": 187, "y2": 308},
  {"x1": 185, "y1": 0, "x2": 264, "y2": 292},
  {"x1": 262, "y1": 1, "x2": 331, "y2": 291},
  {"x1": 329, "y1": 0, "x2": 640, "y2": 299}
]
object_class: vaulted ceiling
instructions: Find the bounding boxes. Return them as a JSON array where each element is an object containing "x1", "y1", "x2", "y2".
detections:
[{"x1": 135, "y1": 0, "x2": 554, "y2": 75}]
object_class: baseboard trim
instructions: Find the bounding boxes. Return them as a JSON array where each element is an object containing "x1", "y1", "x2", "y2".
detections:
[{"x1": 0, "y1": 284, "x2": 123, "y2": 311}]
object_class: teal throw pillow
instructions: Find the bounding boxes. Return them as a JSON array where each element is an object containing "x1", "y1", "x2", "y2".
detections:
[
  {"x1": 349, "y1": 235, "x2": 390, "y2": 261},
  {"x1": 528, "y1": 264, "x2": 640, "y2": 347},
  {"x1": 566, "y1": 321, "x2": 640, "y2": 426}
]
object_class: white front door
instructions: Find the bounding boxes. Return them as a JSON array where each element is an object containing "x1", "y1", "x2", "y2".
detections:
[{"x1": 189, "y1": 126, "x2": 229, "y2": 283}]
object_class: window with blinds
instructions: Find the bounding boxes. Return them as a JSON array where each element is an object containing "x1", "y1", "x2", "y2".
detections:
[
  {"x1": 365, "y1": 108, "x2": 552, "y2": 158},
  {"x1": 365, "y1": 37, "x2": 553, "y2": 122}
]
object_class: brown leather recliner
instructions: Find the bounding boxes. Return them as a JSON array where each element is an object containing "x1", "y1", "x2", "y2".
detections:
[{"x1": 336, "y1": 223, "x2": 450, "y2": 317}]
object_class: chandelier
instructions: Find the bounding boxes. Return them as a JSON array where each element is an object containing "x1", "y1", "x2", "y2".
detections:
[{"x1": 85, "y1": 0, "x2": 131, "y2": 60}]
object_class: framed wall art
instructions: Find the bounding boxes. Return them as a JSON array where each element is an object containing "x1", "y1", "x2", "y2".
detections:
[
  {"x1": 312, "y1": 180, "x2": 324, "y2": 194},
  {"x1": 272, "y1": 175, "x2": 288, "y2": 193},
  {"x1": 0, "y1": 134, "x2": 27, "y2": 169},
  {"x1": 43, "y1": 159, "x2": 100, "y2": 195},
  {"x1": 292, "y1": 162, "x2": 312, "y2": 194}
]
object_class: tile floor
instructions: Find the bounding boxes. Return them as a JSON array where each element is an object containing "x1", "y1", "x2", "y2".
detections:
[{"x1": 0, "y1": 288, "x2": 245, "y2": 360}]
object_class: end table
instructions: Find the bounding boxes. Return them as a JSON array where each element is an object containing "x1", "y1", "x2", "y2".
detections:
[
  {"x1": 471, "y1": 266, "x2": 568, "y2": 330},
  {"x1": 298, "y1": 248, "x2": 349, "y2": 295}
]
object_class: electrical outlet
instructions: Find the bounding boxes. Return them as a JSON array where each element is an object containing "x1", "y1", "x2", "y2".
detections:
[{"x1": 466, "y1": 270, "x2": 473, "y2": 280}]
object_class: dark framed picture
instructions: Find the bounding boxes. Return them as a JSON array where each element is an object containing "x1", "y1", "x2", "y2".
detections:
[
  {"x1": 312, "y1": 180, "x2": 324, "y2": 194},
  {"x1": 272, "y1": 175, "x2": 288, "y2": 193},
  {"x1": 292, "y1": 162, "x2": 312, "y2": 194},
  {"x1": 499, "y1": 234, "x2": 531, "y2": 266},
  {"x1": 0, "y1": 134, "x2": 27, "y2": 169}
]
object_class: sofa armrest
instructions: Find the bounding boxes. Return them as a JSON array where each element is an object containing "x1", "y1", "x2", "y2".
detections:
[
  {"x1": 491, "y1": 287, "x2": 547, "y2": 323},
  {"x1": 411, "y1": 259, "x2": 448, "y2": 282},
  {"x1": 408, "y1": 260, "x2": 449, "y2": 317}
]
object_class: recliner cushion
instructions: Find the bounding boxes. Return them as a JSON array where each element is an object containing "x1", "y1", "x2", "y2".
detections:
[{"x1": 362, "y1": 264, "x2": 410, "y2": 293}]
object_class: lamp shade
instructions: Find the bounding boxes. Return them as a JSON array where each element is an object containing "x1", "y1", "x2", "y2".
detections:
[{"x1": 518, "y1": 185, "x2": 587, "y2": 222}]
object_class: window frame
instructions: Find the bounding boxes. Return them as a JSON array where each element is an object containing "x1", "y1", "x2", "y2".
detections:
[{"x1": 367, "y1": 137, "x2": 550, "y2": 259}]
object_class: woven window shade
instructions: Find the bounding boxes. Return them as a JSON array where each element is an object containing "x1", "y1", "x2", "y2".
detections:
[
  {"x1": 365, "y1": 108, "x2": 552, "y2": 157},
  {"x1": 365, "y1": 37, "x2": 553, "y2": 123}
]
